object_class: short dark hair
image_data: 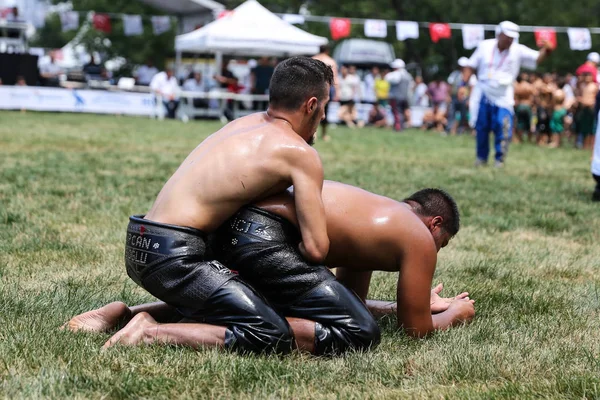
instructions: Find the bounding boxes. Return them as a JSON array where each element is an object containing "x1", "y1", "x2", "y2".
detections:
[
  {"x1": 319, "y1": 44, "x2": 330, "y2": 54},
  {"x1": 403, "y1": 188, "x2": 460, "y2": 236},
  {"x1": 269, "y1": 56, "x2": 334, "y2": 111}
]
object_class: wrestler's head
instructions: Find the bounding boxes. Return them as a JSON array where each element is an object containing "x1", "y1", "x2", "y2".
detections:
[
  {"x1": 403, "y1": 189, "x2": 460, "y2": 251},
  {"x1": 268, "y1": 56, "x2": 334, "y2": 143}
]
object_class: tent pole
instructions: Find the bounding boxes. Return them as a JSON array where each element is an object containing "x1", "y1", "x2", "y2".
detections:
[
  {"x1": 215, "y1": 51, "x2": 223, "y2": 75},
  {"x1": 175, "y1": 50, "x2": 182, "y2": 79}
]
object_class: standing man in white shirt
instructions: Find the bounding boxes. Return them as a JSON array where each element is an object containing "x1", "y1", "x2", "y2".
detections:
[
  {"x1": 150, "y1": 67, "x2": 181, "y2": 119},
  {"x1": 467, "y1": 21, "x2": 553, "y2": 167}
]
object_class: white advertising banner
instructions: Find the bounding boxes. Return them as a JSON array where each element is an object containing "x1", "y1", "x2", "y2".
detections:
[{"x1": 0, "y1": 87, "x2": 154, "y2": 116}]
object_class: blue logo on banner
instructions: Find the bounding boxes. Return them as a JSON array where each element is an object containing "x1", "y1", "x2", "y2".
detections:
[{"x1": 72, "y1": 90, "x2": 85, "y2": 108}]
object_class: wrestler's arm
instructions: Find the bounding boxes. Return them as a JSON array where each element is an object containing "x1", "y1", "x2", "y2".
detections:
[
  {"x1": 396, "y1": 231, "x2": 474, "y2": 337},
  {"x1": 289, "y1": 147, "x2": 330, "y2": 263}
]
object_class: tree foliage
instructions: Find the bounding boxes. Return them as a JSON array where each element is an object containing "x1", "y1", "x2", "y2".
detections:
[
  {"x1": 33, "y1": 0, "x2": 600, "y2": 77},
  {"x1": 32, "y1": 0, "x2": 176, "y2": 74}
]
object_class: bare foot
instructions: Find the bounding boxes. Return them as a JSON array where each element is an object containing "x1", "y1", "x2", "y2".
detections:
[
  {"x1": 102, "y1": 312, "x2": 157, "y2": 349},
  {"x1": 61, "y1": 301, "x2": 131, "y2": 333}
]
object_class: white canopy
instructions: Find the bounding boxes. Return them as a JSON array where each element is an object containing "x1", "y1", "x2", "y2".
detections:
[
  {"x1": 138, "y1": 0, "x2": 223, "y2": 15},
  {"x1": 175, "y1": 0, "x2": 328, "y2": 56}
]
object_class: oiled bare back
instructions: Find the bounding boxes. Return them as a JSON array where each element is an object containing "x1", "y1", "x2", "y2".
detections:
[
  {"x1": 256, "y1": 181, "x2": 426, "y2": 271},
  {"x1": 146, "y1": 113, "x2": 314, "y2": 232}
]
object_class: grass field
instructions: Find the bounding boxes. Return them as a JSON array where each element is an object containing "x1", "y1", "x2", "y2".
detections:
[{"x1": 2, "y1": 111, "x2": 600, "y2": 399}]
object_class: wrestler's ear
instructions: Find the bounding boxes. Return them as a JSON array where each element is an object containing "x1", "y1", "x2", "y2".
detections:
[
  {"x1": 306, "y1": 97, "x2": 318, "y2": 113},
  {"x1": 431, "y1": 216, "x2": 444, "y2": 231}
]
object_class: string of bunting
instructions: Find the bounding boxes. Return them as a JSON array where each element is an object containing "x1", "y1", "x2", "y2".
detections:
[
  {"x1": 5, "y1": 5, "x2": 597, "y2": 51},
  {"x1": 279, "y1": 14, "x2": 596, "y2": 51},
  {"x1": 54, "y1": 10, "x2": 174, "y2": 36}
]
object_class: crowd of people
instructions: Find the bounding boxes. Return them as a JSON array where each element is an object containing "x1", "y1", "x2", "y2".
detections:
[{"x1": 311, "y1": 46, "x2": 599, "y2": 157}]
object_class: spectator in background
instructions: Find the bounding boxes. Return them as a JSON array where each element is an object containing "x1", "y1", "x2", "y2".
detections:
[
  {"x1": 338, "y1": 65, "x2": 360, "y2": 104},
  {"x1": 514, "y1": 72, "x2": 536, "y2": 143},
  {"x1": 251, "y1": 57, "x2": 274, "y2": 111},
  {"x1": 150, "y1": 67, "x2": 180, "y2": 119},
  {"x1": 338, "y1": 65, "x2": 361, "y2": 128},
  {"x1": 83, "y1": 54, "x2": 106, "y2": 82},
  {"x1": 7, "y1": 6, "x2": 20, "y2": 21},
  {"x1": 214, "y1": 60, "x2": 240, "y2": 121},
  {"x1": 412, "y1": 75, "x2": 429, "y2": 107},
  {"x1": 448, "y1": 57, "x2": 477, "y2": 135},
  {"x1": 576, "y1": 52, "x2": 599, "y2": 83},
  {"x1": 427, "y1": 75, "x2": 450, "y2": 120},
  {"x1": 348, "y1": 65, "x2": 362, "y2": 103},
  {"x1": 135, "y1": 59, "x2": 159, "y2": 86},
  {"x1": 39, "y1": 52, "x2": 64, "y2": 87},
  {"x1": 576, "y1": 72, "x2": 598, "y2": 150},
  {"x1": 15, "y1": 75, "x2": 27, "y2": 86},
  {"x1": 367, "y1": 103, "x2": 388, "y2": 128},
  {"x1": 549, "y1": 89, "x2": 567, "y2": 148},
  {"x1": 386, "y1": 59, "x2": 413, "y2": 131},
  {"x1": 313, "y1": 44, "x2": 339, "y2": 142},
  {"x1": 183, "y1": 71, "x2": 208, "y2": 109},
  {"x1": 362, "y1": 66, "x2": 379, "y2": 104},
  {"x1": 375, "y1": 68, "x2": 390, "y2": 107},
  {"x1": 214, "y1": 60, "x2": 238, "y2": 90}
]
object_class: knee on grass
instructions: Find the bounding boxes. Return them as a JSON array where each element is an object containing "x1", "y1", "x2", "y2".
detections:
[{"x1": 314, "y1": 315, "x2": 381, "y2": 355}]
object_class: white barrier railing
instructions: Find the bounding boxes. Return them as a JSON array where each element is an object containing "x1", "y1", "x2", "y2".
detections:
[{"x1": 0, "y1": 85, "x2": 430, "y2": 126}]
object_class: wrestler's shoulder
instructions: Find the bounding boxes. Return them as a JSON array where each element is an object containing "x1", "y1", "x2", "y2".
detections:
[
  {"x1": 267, "y1": 133, "x2": 320, "y2": 162},
  {"x1": 385, "y1": 205, "x2": 436, "y2": 250}
]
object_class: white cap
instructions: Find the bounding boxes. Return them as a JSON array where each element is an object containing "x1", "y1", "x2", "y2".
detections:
[
  {"x1": 588, "y1": 52, "x2": 600, "y2": 64},
  {"x1": 498, "y1": 21, "x2": 520, "y2": 39},
  {"x1": 390, "y1": 59, "x2": 405, "y2": 69},
  {"x1": 458, "y1": 57, "x2": 469, "y2": 67}
]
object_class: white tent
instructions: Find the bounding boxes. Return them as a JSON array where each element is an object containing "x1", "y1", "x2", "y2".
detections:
[{"x1": 174, "y1": 0, "x2": 327, "y2": 57}]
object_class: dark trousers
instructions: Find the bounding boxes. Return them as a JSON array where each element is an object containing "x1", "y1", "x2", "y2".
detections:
[
  {"x1": 593, "y1": 174, "x2": 600, "y2": 201},
  {"x1": 163, "y1": 100, "x2": 180, "y2": 119}
]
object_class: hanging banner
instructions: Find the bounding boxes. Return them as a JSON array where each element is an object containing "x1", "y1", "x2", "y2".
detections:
[
  {"x1": 59, "y1": 11, "x2": 79, "y2": 32},
  {"x1": 151, "y1": 16, "x2": 171, "y2": 35},
  {"x1": 567, "y1": 28, "x2": 592, "y2": 51},
  {"x1": 429, "y1": 23, "x2": 451, "y2": 43},
  {"x1": 395, "y1": 21, "x2": 419, "y2": 41},
  {"x1": 364, "y1": 19, "x2": 387, "y2": 38},
  {"x1": 534, "y1": 28, "x2": 557, "y2": 49},
  {"x1": 462, "y1": 24, "x2": 484, "y2": 50},
  {"x1": 93, "y1": 13, "x2": 111, "y2": 34},
  {"x1": 330, "y1": 18, "x2": 351, "y2": 40},
  {"x1": 123, "y1": 14, "x2": 143, "y2": 36}
]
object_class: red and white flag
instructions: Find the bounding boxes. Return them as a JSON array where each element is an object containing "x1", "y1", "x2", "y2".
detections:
[
  {"x1": 534, "y1": 28, "x2": 557, "y2": 49},
  {"x1": 395, "y1": 21, "x2": 419, "y2": 41},
  {"x1": 462, "y1": 24, "x2": 484, "y2": 50},
  {"x1": 93, "y1": 13, "x2": 111, "y2": 34},
  {"x1": 330, "y1": 18, "x2": 351, "y2": 40},
  {"x1": 567, "y1": 28, "x2": 591, "y2": 50},
  {"x1": 122, "y1": 14, "x2": 143, "y2": 36},
  {"x1": 151, "y1": 16, "x2": 171, "y2": 35},
  {"x1": 429, "y1": 23, "x2": 451, "y2": 43},
  {"x1": 59, "y1": 11, "x2": 79, "y2": 32},
  {"x1": 364, "y1": 19, "x2": 387, "y2": 38}
]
